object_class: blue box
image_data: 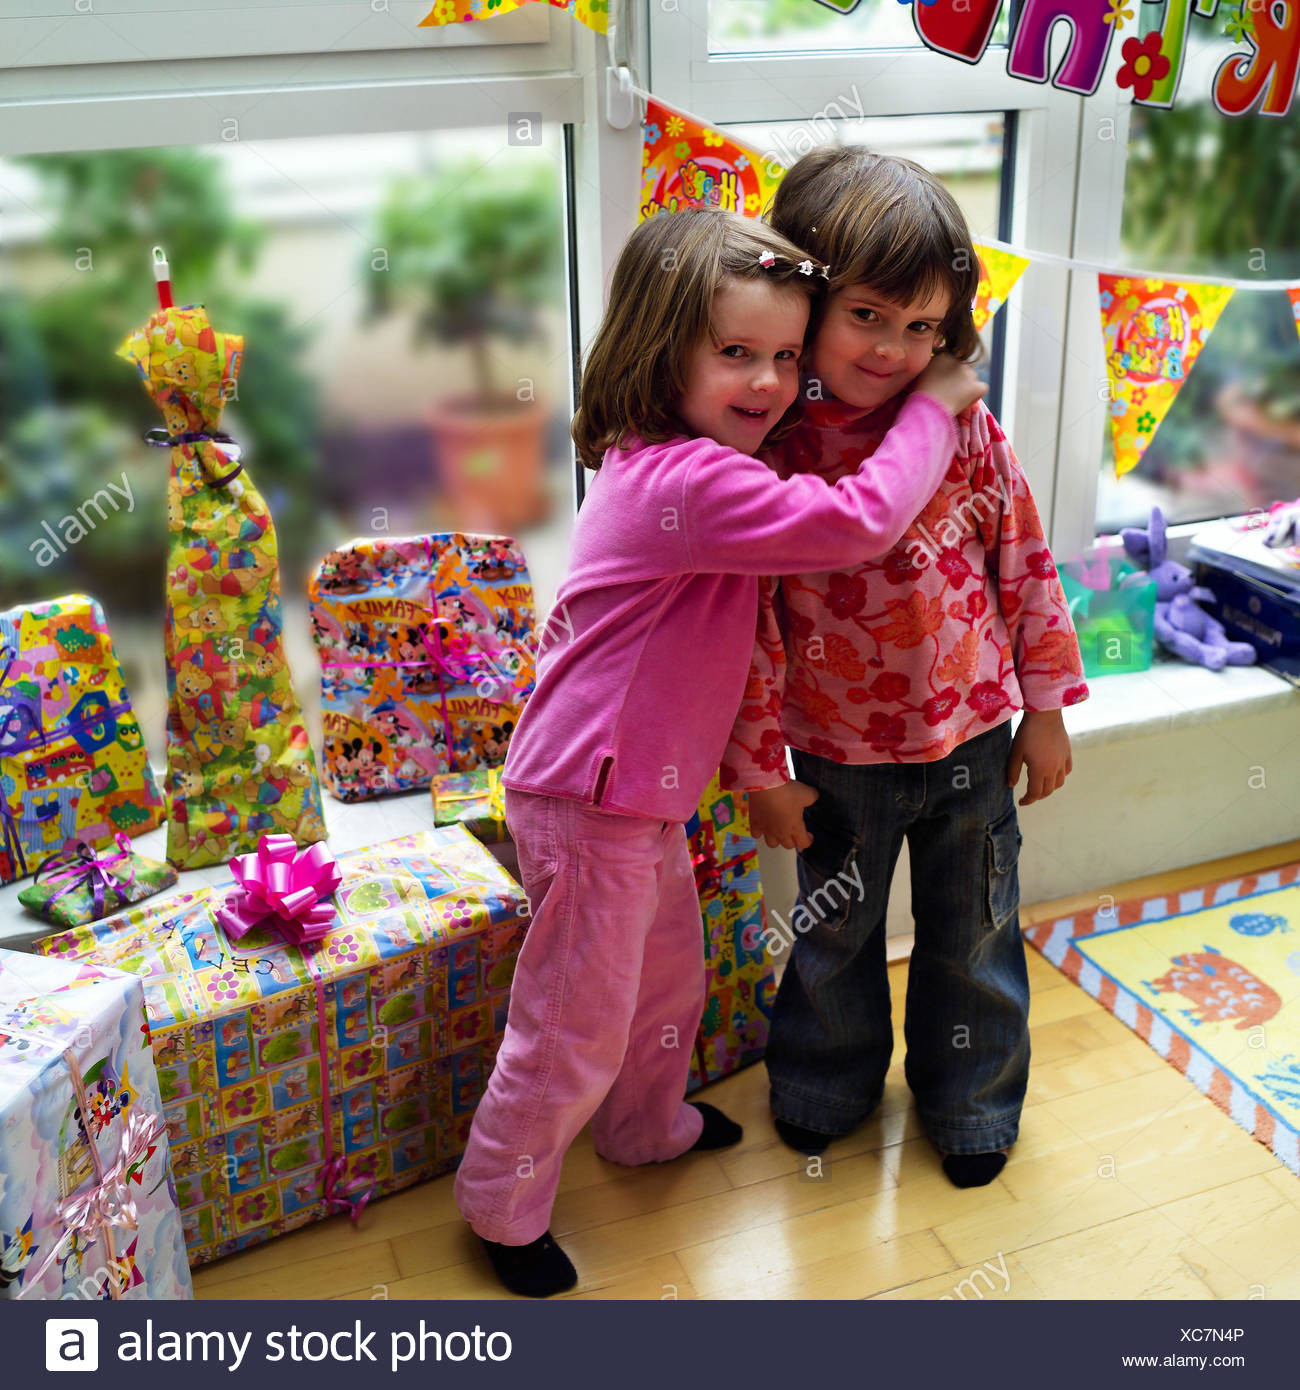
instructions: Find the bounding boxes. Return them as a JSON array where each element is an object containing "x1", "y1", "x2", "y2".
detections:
[{"x1": 1194, "y1": 562, "x2": 1300, "y2": 687}]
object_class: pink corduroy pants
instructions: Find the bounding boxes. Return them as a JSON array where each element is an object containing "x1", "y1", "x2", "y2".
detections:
[{"x1": 454, "y1": 787, "x2": 707, "y2": 1245}]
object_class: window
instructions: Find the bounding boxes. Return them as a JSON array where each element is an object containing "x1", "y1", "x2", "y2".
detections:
[
  {"x1": 1094, "y1": 76, "x2": 1300, "y2": 534},
  {"x1": 0, "y1": 43, "x2": 597, "y2": 759}
]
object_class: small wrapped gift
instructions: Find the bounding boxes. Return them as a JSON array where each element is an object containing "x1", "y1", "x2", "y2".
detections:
[
  {"x1": 19, "y1": 835, "x2": 179, "y2": 927},
  {"x1": 431, "y1": 766, "x2": 509, "y2": 844}
]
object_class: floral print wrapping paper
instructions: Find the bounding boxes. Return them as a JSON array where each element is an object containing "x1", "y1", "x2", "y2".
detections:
[
  {"x1": 1, "y1": 595, "x2": 165, "y2": 886},
  {"x1": 309, "y1": 534, "x2": 537, "y2": 801},
  {"x1": 34, "y1": 827, "x2": 528, "y2": 1268},
  {"x1": 0, "y1": 948, "x2": 192, "y2": 1300}
]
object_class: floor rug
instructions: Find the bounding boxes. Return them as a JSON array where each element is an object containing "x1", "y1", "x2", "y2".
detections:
[{"x1": 1025, "y1": 863, "x2": 1300, "y2": 1176}]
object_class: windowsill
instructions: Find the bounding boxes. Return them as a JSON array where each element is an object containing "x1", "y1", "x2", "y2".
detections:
[{"x1": 1052, "y1": 656, "x2": 1297, "y2": 749}]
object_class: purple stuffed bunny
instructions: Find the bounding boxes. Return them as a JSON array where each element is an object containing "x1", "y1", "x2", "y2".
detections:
[{"x1": 1120, "y1": 507, "x2": 1256, "y2": 671}]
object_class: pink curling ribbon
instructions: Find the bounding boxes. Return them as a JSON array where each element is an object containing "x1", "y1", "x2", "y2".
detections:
[
  {"x1": 304, "y1": 952, "x2": 374, "y2": 1223},
  {"x1": 11, "y1": 1044, "x2": 166, "y2": 1301},
  {"x1": 34, "y1": 834, "x2": 137, "y2": 920},
  {"x1": 215, "y1": 835, "x2": 341, "y2": 944}
]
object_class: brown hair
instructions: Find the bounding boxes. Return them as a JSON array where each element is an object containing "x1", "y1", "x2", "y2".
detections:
[
  {"x1": 767, "y1": 147, "x2": 983, "y2": 363},
  {"x1": 571, "y1": 208, "x2": 827, "y2": 469}
]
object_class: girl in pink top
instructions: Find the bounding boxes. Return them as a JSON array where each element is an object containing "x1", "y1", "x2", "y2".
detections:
[
  {"x1": 721, "y1": 149, "x2": 1088, "y2": 1188},
  {"x1": 453, "y1": 208, "x2": 985, "y2": 1296}
]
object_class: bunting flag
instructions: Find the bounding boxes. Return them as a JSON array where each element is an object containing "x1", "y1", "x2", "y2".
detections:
[
  {"x1": 418, "y1": 0, "x2": 606, "y2": 35},
  {"x1": 640, "y1": 98, "x2": 785, "y2": 222},
  {"x1": 971, "y1": 243, "x2": 1031, "y2": 331},
  {"x1": 1289, "y1": 287, "x2": 1300, "y2": 344},
  {"x1": 1099, "y1": 274, "x2": 1235, "y2": 477}
]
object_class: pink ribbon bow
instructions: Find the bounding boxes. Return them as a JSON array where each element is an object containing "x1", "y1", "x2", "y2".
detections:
[
  {"x1": 17, "y1": 1100, "x2": 165, "y2": 1300},
  {"x1": 215, "y1": 835, "x2": 341, "y2": 944}
]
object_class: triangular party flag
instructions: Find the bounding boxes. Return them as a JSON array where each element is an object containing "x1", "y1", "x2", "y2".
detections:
[
  {"x1": 1288, "y1": 287, "x2": 1300, "y2": 344},
  {"x1": 419, "y1": 0, "x2": 607, "y2": 36},
  {"x1": 1099, "y1": 274, "x2": 1235, "y2": 477},
  {"x1": 971, "y1": 243, "x2": 1030, "y2": 331},
  {"x1": 640, "y1": 97, "x2": 785, "y2": 223}
]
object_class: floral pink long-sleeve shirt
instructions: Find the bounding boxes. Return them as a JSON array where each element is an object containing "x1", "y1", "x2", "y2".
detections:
[{"x1": 720, "y1": 391, "x2": 1089, "y2": 790}]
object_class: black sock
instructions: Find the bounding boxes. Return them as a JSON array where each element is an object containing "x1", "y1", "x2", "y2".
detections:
[
  {"x1": 774, "y1": 1118, "x2": 832, "y2": 1156},
  {"x1": 941, "y1": 1152, "x2": 1007, "y2": 1189},
  {"x1": 688, "y1": 1102, "x2": 743, "y2": 1151},
  {"x1": 480, "y1": 1231, "x2": 577, "y2": 1298}
]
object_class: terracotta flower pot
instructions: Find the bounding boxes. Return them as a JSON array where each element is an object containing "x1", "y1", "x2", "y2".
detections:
[
  {"x1": 426, "y1": 395, "x2": 550, "y2": 533},
  {"x1": 1215, "y1": 383, "x2": 1300, "y2": 507}
]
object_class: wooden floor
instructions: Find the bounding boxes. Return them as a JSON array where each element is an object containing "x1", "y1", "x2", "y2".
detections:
[{"x1": 193, "y1": 839, "x2": 1300, "y2": 1301}]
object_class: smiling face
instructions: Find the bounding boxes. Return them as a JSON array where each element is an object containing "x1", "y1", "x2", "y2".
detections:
[
  {"x1": 675, "y1": 277, "x2": 810, "y2": 456},
  {"x1": 811, "y1": 282, "x2": 953, "y2": 412}
]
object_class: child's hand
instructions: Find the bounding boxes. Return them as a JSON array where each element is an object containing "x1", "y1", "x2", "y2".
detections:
[
  {"x1": 1005, "y1": 710, "x2": 1073, "y2": 806},
  {"x1": 913, "y1": 353, "x2": 987, "y2": 417},
  {"x1": 748, "y1": 781, "x2": 819, "y2": 851}
]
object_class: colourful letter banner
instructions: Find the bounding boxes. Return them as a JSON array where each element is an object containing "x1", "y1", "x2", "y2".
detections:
[
  {"x1": 1289, "y1": 287, "x2": 1300, "y2": 344},
  {"x1": 418, "y1": 0, "x2": 606, "y2": 34},
  {"x1": 640, "y1": 98, "x2": 785, "y2": 223},
  {"x1": 972, "y1": 243, "x2": 1031, "y2": 331},
  {"x1": 1099, "y1": 274, "x2": 1235, "y2": 477}
]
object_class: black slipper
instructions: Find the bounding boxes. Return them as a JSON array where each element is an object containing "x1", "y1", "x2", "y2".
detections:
[
  {"x1": 941, "y1": 1151, "x2": 1008, "y2": 1189},
  {"x1": 480, "y1": 1230, "x2": 577, "y2": 1298},
  {"x1": 688, "y1": 1101, "x2": 743, "y2": 1151}
]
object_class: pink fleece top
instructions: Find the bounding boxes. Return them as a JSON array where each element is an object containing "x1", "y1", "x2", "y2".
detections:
[
  {"x1": 501, "y1": 393, "x2": 958, "y2": 822},
  {"x1": 719, "y1": 393, "x2": 1089, "y2": 791}
]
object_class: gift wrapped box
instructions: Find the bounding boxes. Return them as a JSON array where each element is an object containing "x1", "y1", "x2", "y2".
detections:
[
  {"x1": 686, "y1": 773, "x2": 775, "y2": 1090},
  {"x1": 1, "y1": 595, "x2": 165, "y2": 885},
  {"x1": 309, "y1": 534, "x2": 537, "y2": 801},
  {"x1": 431, "y1": 767, "x2": 509, "y2": 844},
  {"x1": 35, "y1": 827, "x2": 527, "y2": 1268},
  {"x1": 0, "y1": 948, "x2": 193, "y2": 1300},
  {"x1": 19, "y1": 837, "x2": 179, "y2": 928}
]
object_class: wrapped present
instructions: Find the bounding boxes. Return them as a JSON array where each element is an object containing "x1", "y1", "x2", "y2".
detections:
[
  {"x1": 686, "y1": 773, "x2": 775, "y2": 1090},
  {"x1": 431, "y1": 766, "x2": 509, "y2": 844},
  {"x1": 118, "y1": 305, "x2": 326, "y2": 870},
  {"x1": 19, "y1": 835, "x2": 179, "y2": 928},
  {"x1": 309, "y1": 534, "x2": 537, "y2": 801},
  {"x1": 0, "y1": 948, "x2": 193, "y2": 1300},
  {"x1": 1, "y1": 595, "x2": 165, "y2": 886},
  {"x1": 35, "y1": 826, "x2": 527, "y2": 1267}
]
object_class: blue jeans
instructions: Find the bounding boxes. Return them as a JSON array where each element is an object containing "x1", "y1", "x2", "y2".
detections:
[{"x1": 766, "y1": 720, "x2": 1029, "y2": 1154}]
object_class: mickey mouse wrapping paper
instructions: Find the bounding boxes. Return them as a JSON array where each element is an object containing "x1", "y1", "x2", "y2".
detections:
[
  {"x1": 117, "y1": 305, "x2": 326, "y2": 870},
  {"x1": 1, "y1": 595, "x2": 165, "y2": 886},
  {"x1": 309, "y1": 534, "x2": 537, "y2": 801}
]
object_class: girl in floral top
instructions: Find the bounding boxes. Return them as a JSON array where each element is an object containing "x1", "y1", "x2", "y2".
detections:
[{"x1": 721, "y1": 149, "x2": 1089, "y2": 1188}]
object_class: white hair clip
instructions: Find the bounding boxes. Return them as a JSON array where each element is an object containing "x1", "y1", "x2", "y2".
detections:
[
  {"x1": 798, "y1": 260, "x2": 814, "y2": 275},
  {"x1": 758, "y1": 251, "x2": 776, "y2": 268},
  {"x1": 820, "y1": 265, "x2": 830, "y2": 280}
]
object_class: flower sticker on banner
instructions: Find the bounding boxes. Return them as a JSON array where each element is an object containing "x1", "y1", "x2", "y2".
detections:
[
  {"x1": 1099, "y1": 274, "x2": 1235, "y2": 476},
  {"x1": 640, "y1": 97, "x2": 785, "y2": 223},
  {"x1": 418, "y1": 0, "x2": 607, "y2": 33},
  {"x1": 1288, "y1": 287, "x2": 1300, "y2": 343},
  {"x1": 1116, "y1": 33, "x2": 1171, "y2": 102},
  {"x1": 972, "y1": 243, "x2": 1032, "y2": 330}
]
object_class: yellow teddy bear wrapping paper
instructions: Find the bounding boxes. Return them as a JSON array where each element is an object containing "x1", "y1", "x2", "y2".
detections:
[{"x1": 118, "y1": 305, "x2": 325, "y2": 870}]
